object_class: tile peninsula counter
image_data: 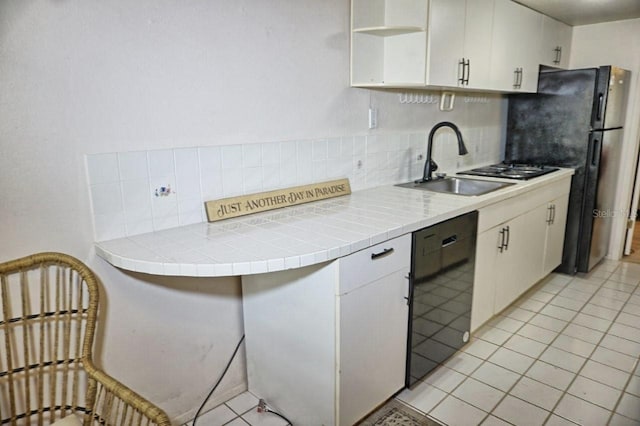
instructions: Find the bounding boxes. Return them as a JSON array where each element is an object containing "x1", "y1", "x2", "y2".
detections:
[{"x1": 95, "y1": 168, "x2": 574, "y2": 277}]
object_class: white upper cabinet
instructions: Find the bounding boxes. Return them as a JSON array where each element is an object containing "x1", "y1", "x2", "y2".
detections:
[
  {"x1": 540, "y1": 15, "x2": 572, "y2": 69},
  {"x1": 426, "y1": 0, "x2": 494, "y2": 89},
  {"x1": 351, "y1": 0, "x2": 572, "y2": 93},
  {"x1": 490, "y1": 0, "x2": 543, "y2": 92}
]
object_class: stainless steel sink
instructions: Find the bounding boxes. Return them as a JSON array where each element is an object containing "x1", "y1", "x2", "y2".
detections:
[{"x1": 396, "y1": 177, "x2": 515, "y2": 196}]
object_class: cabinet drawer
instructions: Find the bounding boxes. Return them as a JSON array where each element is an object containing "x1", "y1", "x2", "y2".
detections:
[
  {"x1": 478, "y1": 177, "x2": 571, "y2": 233},
  {"x1": 338, "y1": 234, "x2": 411, "y2": 295}
]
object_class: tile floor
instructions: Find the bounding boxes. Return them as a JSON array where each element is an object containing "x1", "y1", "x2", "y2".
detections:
[
  {"x1": 191, "y1": 260, "x2": 640, "y2": 426},
  {"x1": 398, "y1": 259, "x2": 640, "y2": 425}
]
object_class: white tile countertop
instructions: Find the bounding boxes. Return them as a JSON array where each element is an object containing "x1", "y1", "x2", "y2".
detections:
[{"x1": 95, "y1": 168, "x2": 574, "y2": 277}]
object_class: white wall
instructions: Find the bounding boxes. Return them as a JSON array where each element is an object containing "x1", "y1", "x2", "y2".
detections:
[
  {"x1": 570, "y1": 18, "x2": 640, "y2": 260},
  {"x1": 0, "y1": 0, "x2": 505, "y2": 423}
]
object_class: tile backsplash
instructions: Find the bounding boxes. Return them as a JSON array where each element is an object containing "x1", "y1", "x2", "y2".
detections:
[{"x1": 86, "y1": 129, "x2": 502, "y2": 241}]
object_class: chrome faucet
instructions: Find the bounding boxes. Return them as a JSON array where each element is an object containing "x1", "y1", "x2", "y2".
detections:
[{"x1": 420, "y1": 121, "x2": 468, "y2": 182}]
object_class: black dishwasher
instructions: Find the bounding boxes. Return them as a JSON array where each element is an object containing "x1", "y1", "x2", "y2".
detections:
[{"x1": 406, "y1": 211, "x2": 478, "y2": 387}]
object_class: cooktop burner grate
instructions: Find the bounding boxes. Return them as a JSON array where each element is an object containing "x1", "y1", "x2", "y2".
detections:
[{"x1": 458, "y1": 163, "x2": 559, "y2": 180}]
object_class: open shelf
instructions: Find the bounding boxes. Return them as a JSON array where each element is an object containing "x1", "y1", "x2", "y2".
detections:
[
  {"x1": 353, "y1": 26, "x2": 426, "y2": 37},
  {"x1": 351, "y1": 0, "x2": 428, "y2": 87}
]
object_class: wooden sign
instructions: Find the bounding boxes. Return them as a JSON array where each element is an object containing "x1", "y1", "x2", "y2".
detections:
[{"x1": 205, "y1": 178, "x2": 351, "y2": 222}]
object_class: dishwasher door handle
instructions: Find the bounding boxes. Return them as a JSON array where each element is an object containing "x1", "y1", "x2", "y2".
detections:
[{"x1": 442, "y1": 235, "x2": 458, "y2": 248}]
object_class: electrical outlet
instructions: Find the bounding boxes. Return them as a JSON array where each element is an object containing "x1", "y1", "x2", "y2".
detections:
[{"x1": 368, "y1": 108, "x2": 377, "y2": 129}]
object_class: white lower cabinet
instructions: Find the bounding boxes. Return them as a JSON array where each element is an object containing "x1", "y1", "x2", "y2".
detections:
[
  {"x1": 242, "y1": 234, "x2": 411, "y2": 425},
  {"x1": 471, "y1": 176, "x2": 571, "y2": 331}
]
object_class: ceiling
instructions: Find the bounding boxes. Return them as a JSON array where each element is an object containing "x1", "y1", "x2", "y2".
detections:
[{"x1": 515, "y1": 0, "x2": 640, "y2": 26}]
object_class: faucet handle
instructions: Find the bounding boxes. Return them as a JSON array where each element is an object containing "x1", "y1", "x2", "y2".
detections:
[{"x1": 430, "y1": 159, "x2": 438, "y2": 172}]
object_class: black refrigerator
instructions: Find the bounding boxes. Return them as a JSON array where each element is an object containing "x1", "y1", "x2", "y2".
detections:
[{"x1": 505, "y1": 66, "x2": 630, "y2": 274}]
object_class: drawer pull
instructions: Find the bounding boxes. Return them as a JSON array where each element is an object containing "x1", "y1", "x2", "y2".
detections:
[{"x1": 371, "y1": 248, "x2": 394, "y2": 260}]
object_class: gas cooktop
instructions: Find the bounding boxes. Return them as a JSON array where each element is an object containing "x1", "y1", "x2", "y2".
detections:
[{"x1": 458, "y1": 163, "x2": 559, "y2": 180}]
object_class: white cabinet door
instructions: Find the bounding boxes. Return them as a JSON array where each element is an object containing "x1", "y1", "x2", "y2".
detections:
[
  {"x1": 339, "y1": 269, "x2": 409, "y2": 425},
  {"x1": 490, "y1": 0, "x2": 542, "y2": 92},
  {"x1": 426, "y1": 0, "x2": 466, "y2": 87},
  {"x1": 543, "y1": 195, "x2": 569, "y2": 275},
  {"x1": 426, "y1": 0, "x2": 493, "y2": 89},
  {"x1": 511, "y1": 204, "x2": 548, "y2": 297},
  {"x1": 541, "y1": 15, "x2": 572, "y2": 69},
  {"x1": 463, "y1": 0, "x2": 494, "y2": 89},
  {"x1": 493, "y1": 204, "x2": 547, "y2": 313},
  {"x1": 471, "y1": 227, "x2": 499, "y2": 331}
]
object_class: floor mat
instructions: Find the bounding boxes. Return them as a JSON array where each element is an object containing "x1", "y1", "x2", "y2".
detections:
[{"x1": 359, "y1": 399, "x2": 441, "y2": 426}]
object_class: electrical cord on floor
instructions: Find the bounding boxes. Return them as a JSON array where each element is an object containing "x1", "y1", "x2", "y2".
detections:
[
  {"x1": 266, "y1": 408, "x2": 293, "y2": 425},
  {"x1": 258, "y1": 398, "x2": 293, "y2": 425},
  {"x1": 192, "y1": 334, "x2": 245, "y2": 426}
]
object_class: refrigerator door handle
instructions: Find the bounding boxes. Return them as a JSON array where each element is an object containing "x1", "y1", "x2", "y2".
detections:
[
  {"x1": 592, "y1": 138, "x2": 600, "y2": 166},
  {"x1": 597, "y1": 93, "x2": 604, "y2": 121}
]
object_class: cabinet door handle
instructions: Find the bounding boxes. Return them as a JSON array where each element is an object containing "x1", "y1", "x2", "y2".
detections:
[
  {"x1": 371, "y1": 247, "x2": 394, "y2": 260},
  {"x1": 557, "y1": 47, "x2": 562, "y2": 64},
  {"x1": 498, "y1": 228, "x2": 506, "y2": 252},
  {"x1": 405, "y1": 272, "x2": 413, "y2": 305},
  {"x1": 547, "y1": 205, "x2": 552, "y2": 224},
  {"x1": 551, "y1": 204, "x2": 556, "y2": 224},
  {"x1": 464, "y1": 59, "x2": 470, "y2": 85},
  {"x1": 505, "y1": 226, "x2": 510, "y2": 250},
  {"x1": 459, "y1": 58, "x2": 466, "y2": 85},
  {"x1": 553, "y1": 46, "x2": 561, "y2": 65},
  {"x1": 513, "y1": 68, "x2": 523, "y2": 89},
  {"x1": 518, "y1": 68, "x2": 523, "y2": 89}
]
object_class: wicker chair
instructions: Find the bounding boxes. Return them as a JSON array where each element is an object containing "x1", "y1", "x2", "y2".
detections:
[{"x1": 0, "y1": 252, "x2": 172, "y2": 426}]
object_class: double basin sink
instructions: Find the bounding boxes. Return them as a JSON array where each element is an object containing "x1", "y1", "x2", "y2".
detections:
[{"x1": 396, "y1": 176, "x2": 514, "y2": 196}]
